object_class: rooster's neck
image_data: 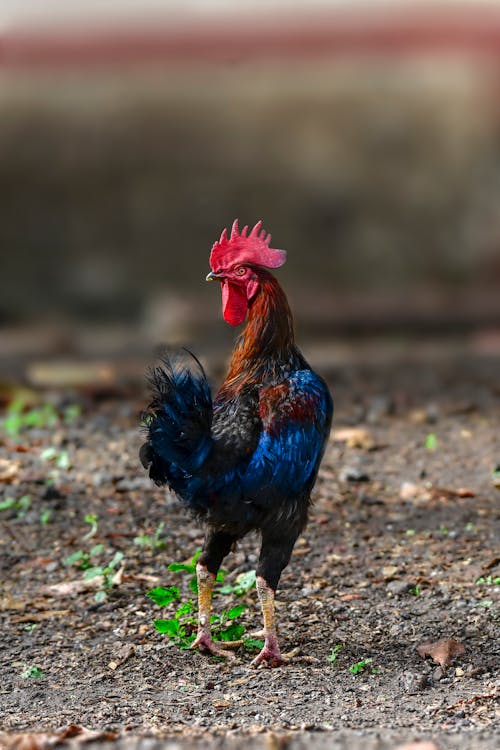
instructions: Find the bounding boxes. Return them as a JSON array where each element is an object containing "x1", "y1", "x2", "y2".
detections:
[{"x1": 220, "y1": 272, "x2": 303, "y2": 393}]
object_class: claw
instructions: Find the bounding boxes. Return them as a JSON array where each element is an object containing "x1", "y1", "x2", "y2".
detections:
[
  {"x1": 191, "y1": 631, "x2": 240, "y2": 660},
  {"x1": 251, "y1": 647, "x2": 286, "y2": 668},
  {"x1": 250, "y1": 635, "x2": 286, "y2": 668}
]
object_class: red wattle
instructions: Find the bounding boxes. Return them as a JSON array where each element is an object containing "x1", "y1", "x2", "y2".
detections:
[{"x1": 221, "y1": 281, "x2": 248, "y2": 326}]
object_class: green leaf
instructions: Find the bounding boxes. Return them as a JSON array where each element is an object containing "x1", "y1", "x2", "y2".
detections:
[
  {"x1": 179, "y1": 634, "x2": 196, "y2": 649},
  {"x1": 218, "y1": 623, "x2": 245, "y2": 642},
  {"x1": 175, "y1": 601, "x2": 195, "y2": 619},
  {"x1": 83, "y1": 515, "x2": 98, "y2": 539},
  {"x1": 63, "y1": 404, "x2": 82, "y2": 424},
  {"x1": 168, "y1": 562, "x2": 194, "y2": 573},
  {"x1": 226, "y1": 605, "x2": 247, "y2": 620},
  {"x1": 191, "y1": 550, "x2": 202, "y2": 566},
  {"x1": 424, "y1": 433, "x2": 438, "y2": 450},
  {"x1": 56, "y1": 451, "x2": 71, "y2": 470},
  {"x1": 40, "y1": 509, "x2": 52, "y2": 525},
  {"x1": 217, "y1": 569, "x2": 256, "y2": 596},
  {"x1": 108, "y1": 551, "x2": 124, "y2": 569},
  {"x1": 83, "y1": 566, "x2": 104, "y2": 580},
  {"x1": 243, "y1": 638, "x2": 265, "y2": 651},
  {"x1": 349, "y1": 658, "x2": 373, "y2": 674},
  {"x1": 21, "y1": 666, "x2": 45, "y2": 679},
  {"x1": 189, "y1": 576, "x2": 198, "y2": 595},
  {"x1": 0, "y1": 497, "x2": 16, "y2": 511},
  {"x1": 40, "y1": 447, "x2": 57, "y2": 461},
  {"x1": 327, "y1": 645, "x2": 343, "y2": 664},
  {"x1": 94, "y1": 590, "x2": 107, "y2": 603},
  {"x1": 237, "y1": 570, "x2": 256, "y2": 590},
  {"x1": 147, "y1": 586, "x2": 180, "y2": 606},
  {"x1": 134, "y1": 535, "x2": 152, "y2": 547},
  {"x1": 64, "y1": 550, "x2": 86, "y2": 566},
  {"x1": 153, "y1": 619, "x2": 180, "y2": 636}
]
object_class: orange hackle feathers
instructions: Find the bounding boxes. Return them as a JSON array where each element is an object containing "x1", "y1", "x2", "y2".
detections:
[{"x1": 210, "y1": 219, "x2": 287, "y2": 273}]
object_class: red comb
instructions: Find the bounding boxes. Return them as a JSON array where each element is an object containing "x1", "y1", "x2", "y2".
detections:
[{"x1": 210, "y1": 220, "x2": 287, "y2": 272}]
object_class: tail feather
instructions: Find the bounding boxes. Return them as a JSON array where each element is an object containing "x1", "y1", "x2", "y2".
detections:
[{"x1": 140, "y1": 350, "x2": 213, "y2": 487}]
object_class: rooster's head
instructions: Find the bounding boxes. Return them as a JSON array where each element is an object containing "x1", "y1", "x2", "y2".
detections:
[{"x1": 207, "y1": 219, "x2": 286, "y2": 326}]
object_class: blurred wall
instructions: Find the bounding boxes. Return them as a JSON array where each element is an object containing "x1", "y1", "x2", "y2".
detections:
[{"x1": 1, "y1": 53, "x2": 500, "y2": 333}]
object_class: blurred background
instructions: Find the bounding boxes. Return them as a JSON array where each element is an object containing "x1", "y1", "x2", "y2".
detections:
[{"x1": 2, "y1": 0, "x2": 500, "y2": 384}]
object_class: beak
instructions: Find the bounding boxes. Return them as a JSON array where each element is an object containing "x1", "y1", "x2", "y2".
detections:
[{"x1": 206, "y1": 271, "x2": 225, "y2": 282}]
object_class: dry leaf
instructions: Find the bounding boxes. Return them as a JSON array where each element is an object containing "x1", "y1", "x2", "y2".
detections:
[
  {"x1": 382, "y1": 565, "x2": 399, "y2": 579},
  {"x1": 417, "y1": 638, "x2": 465, "y2": 668},
  {"x1": 11, "y1": 610, "x2": 71, "y2": 624},
  {"x1": 0, "y1": 458, "x2": 20, "y2": 482},
  {"x1": 108, "y1": 643, "x2": 135, "y2": 671},
  {"x1": 0, "y1": 595, "x2": 27, "y2": 612},
  {"x1": 0, "y1": 725, "x2": 117, "y2": 750},
  {"x1": 0, "y1": 730, "x2": 59, "y2": 749},
  {"x1": 213, "y1": 699, "x2": 231, "y2": 708},
  {"x1": 340, "y1": 593, "x2": 364, "y2": 601},
  {"x1": 334, "y1": 427, "x2": 376, "y2": 450},
  {"x1": 42, "y1": 579, "x2": 102, "y2": 597},
  {"x1": 400, "y1": 482, "x2": 431, "y2": 502},
  {"x1": 42, "y1": 566, "x2": 123, "y2": 598}
]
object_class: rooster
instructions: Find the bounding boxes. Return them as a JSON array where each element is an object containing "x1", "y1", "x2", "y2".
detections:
[{"x1": 140, "y1": 220, "x2": 333, "y2": 667}]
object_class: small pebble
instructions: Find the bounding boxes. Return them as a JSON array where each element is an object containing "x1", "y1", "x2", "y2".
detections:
[
  {"x1": 340, "y1": 466, "x2": 370, "y2": 483},
  {"x1": 400, "y1": 671, "x2": 429, "y2": 694}
]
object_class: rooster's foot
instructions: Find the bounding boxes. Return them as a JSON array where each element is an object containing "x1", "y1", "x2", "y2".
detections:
[
  {"x1": 251, "y1": 637, "x2": 286, "y2": 668},
  {"x1": 190, "y1": 631, "x2": 242, "y2": 659}
]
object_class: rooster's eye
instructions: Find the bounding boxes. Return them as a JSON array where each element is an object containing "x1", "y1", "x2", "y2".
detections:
[{"x1": 235, "y1": 267, "x2": 247, "y2": 276}]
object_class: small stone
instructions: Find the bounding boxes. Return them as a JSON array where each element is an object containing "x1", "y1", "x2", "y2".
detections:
[
  {"x1": 387, "y1": 580, "x2": 412, "y2": 596},
  {"x1": 382, "y1": 565, "x2": 399, "y2": 579},
  {"x1": 400, "y1": 671, "x2": 429, "y2": 694},
  {"x1": 340, "y1": 466, "x2": 370, "y2": 483},
  {"x1": 433, "y1": 666, "x2": 445, "y2": 681},
  {"x1": 366, "y1": 395, "x2": 393, "y2": 423}
]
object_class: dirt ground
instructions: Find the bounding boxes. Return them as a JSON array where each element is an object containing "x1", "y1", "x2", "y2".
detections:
[{"x1": 0, "y1": 345, "x2": 499, "y2": 750}]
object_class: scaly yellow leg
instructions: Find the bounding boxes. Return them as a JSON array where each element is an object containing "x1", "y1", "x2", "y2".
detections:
[
  {"x1": 190, "y1": 563, "x2": 242, "y2": 658},
  {"x1": 251, "y1": 576, "x2": 285, "y2": 667}
]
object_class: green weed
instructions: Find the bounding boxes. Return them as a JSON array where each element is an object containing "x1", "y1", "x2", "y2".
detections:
[
  {"x1": 63, "y1": 404, "x2": 82, "y2": 424},
  {"x1": 40, "y1": 447, "x2": 71, "y2": 470},
  {"x1": 148, "y1": 552, "x2": 259, "y2": 654},
  {"x1": 424, "y1": 433, "x2": 438, "y2": 450},
  {"x1": 218, "y1": 569, "x2": 256, "y2": 597},
  {"x1": 327, "y1": 644, "x2": 343, "y2": 665},
  {"x1": 3, "y1": 399, "x2": 58, "y2": 438},
  {"x1": 0, "y1": 495, "x2": 31, "y2": 518},
  {"x1": 83, "y1": 514, "x2": 99, "y2": 539},
  {"x1": 475, "y1": 575, "x2": 500, "y2": 586},
  {"x1": 64, "y1": 542, "x2": 123, "y2": 602},
  {"x1": 167, "y1": 550, "x2": 226, "y2": 595},
  {"x1": 40, "y1": 509, "x2": 52, "y2": 525},
  {"x1": 21, "y1": 666, "x2": 44, "y2": 679},
  {"x1": 349, "y1": 658, "x2": 377, "y2": 675},
  {"x1": 134, "y1": 522, "x2": 166, "y2": 551},
  {"x1": 64, "y1": 544, "x2": 104, "y2": 570},
  {"x1": 83, "y1": 551, "x2": 124, "y2": 601}
]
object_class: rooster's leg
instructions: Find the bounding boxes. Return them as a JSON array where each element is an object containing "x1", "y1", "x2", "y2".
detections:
[
  {"x1": 190, "y1": 530, "x2": 240, "y2": 659},
  {"x1": 251, "y1": 532, "x2": 298, "y2": 668}
]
